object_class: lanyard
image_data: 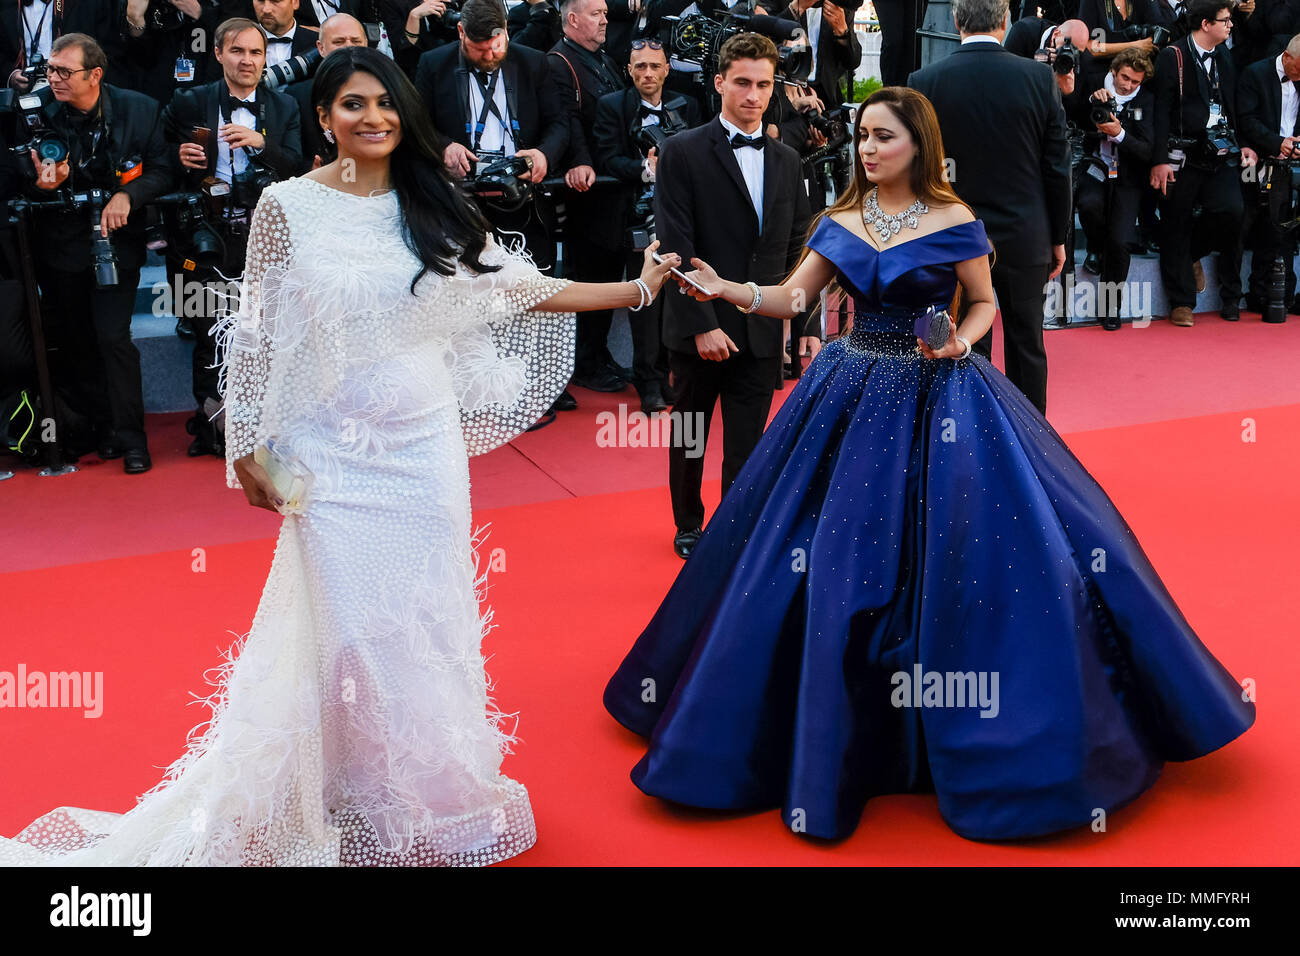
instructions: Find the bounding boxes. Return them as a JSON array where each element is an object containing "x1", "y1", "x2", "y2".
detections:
[
  {"x1": 468, "y1": 70, "x2": 513, "y2": 153},
  {"x1": 24, "y1": 0, "x2": 53, "y2": 59}
]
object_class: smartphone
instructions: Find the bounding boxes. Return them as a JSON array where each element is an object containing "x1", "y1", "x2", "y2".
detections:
[
  {"x1": 651, "y1": 250, "x2": 711, "y2": 295},
  {"x1": 190, "y1": 126, "x2": 211, "y2": 148}
]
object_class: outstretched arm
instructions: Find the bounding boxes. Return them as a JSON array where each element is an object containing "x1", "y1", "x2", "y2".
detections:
[
  {"x1": 679, "y1": 247, "x2": 837, "y2": 320},
  {"x1": 530, "y1": 243, "x2": 681, "y2": 313}
]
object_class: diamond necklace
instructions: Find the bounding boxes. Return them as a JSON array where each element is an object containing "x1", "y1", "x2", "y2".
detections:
[{"x1": 861, "y1": 188, "x2": 929, "y2": 243}]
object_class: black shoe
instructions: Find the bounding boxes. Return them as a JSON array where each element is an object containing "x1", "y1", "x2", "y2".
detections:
[
  {"x1": 550, "y1": 389, "x2": 577, "y2": 412},
  {"x1": 123, "y1": 448, "x2": 152, "y2": 474},
  {"x1": 572, "y1": 367, "x2": 628, "y2": 392},
  {"x1": 1101, "y1": 316, "x2": 1122, "y2": 331},
  {"x1": 639, "y1": 383, "x2": 668, "y2": 414},
  {"x1": 673, "y1": 527, "x2": 702, "y2": 559},
  {"x1": 175, "y1": 316, "x2": 194, "y2": 339},
  {"x1": 1220, "y1": 306, "x2": 1240, "y2": 321},
  {"x1": 1083, "y1": 253, "x2": 1102, "y2": 274},
  {"x1": 603, "y1": 357, "x2": 633, "y2": 381},
  {"x1": 184, "y1": 413, "x2": 224, "y2": 458}
]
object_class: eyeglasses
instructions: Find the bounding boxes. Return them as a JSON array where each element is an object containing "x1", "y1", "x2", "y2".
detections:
[
  {"x1": 630, "y1": 39, "x2": 663, "y2": 51},
  {"x1": 48, "y1": 65, "x2": 92, "y2": 81},
  {"x1": 1213, "y1": 16, "x2": 1233, "y2": 23}
]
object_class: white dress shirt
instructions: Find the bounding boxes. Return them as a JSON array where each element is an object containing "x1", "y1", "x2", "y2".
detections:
[
  {"x1": 1277, "y1": 54, "x2": 1299, "y2": 139},
  {"x1": 22, "y1": 1, "x2": 54, "y2": 63},
  {"x1": 719, "y1": 114, "x2": 764, "y2": 229},
  {"x1": 806, "y1": 7, "x2": 823, "y2": 82},
  {"x1": 467, "y1": 69, "x2": 515, "y2": 156},
  {"x1": 216, "y1": 99, "x2": 257, "y2": 184},
  {"x1": 264, "y1": 24, "x2": 299, "y2": 69},
  {"x1": 310, "y1": 0, "x2": 341, "y2": 24}
]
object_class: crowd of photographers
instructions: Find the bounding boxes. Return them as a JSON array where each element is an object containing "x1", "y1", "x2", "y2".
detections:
[
  {"x1": 1009, "y1": 0, "x2": 1300, "y2": 332},
  {"x1": 0, "y1": 0, "x2": 862, "y2": 474}
]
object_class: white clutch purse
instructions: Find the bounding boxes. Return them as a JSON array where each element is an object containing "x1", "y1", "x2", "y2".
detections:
[{"x1": 253, "y1": 439, "x2": 314, "y2": 515}]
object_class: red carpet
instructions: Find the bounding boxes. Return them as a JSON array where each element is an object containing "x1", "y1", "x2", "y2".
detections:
[{"x1": 0, "y1": 318, "x2": 1293, "y2": 865}]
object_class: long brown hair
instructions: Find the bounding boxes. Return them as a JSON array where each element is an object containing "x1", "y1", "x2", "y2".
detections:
[{"x1": 795, "y1": 87, "x2": 977, "y2": 331}]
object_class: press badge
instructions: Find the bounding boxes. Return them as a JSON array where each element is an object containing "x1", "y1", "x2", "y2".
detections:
[
  {"x1": 1207, "y1": 102, "x2": 1223, "y2": 127},
  {"x1": 174, "y1": 57, "x2": 194, "y2": 83}
]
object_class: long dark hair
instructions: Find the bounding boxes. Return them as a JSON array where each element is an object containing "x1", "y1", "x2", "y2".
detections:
[{"x1": 311, "y1": 47, "x2": 500, "y2": 292}]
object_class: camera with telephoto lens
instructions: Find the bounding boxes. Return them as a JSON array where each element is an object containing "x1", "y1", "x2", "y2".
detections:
[
  {"x1": 465, "y1": 153, "x2": 533, "y2": 211},
  {"x1": 0, "y1": 84, "x2": 70, "y2": 166},
  {"x1": 151, "y1": 191, "x2": 226, "y2": 273},
  {"x1": 1120, "y1": 23, "x2": 1171, "y2": 47},
  {"x1": 261, "y1": 48, "x2": 321, "y2": 90}
]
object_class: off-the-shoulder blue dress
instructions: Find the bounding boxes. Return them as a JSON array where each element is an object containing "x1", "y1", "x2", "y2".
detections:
[{"x1": 603, "y1": 216, "x2": 1255, "y2": 841}]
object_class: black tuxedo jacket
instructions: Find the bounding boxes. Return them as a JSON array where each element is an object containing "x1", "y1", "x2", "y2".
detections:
[
  {"x1": 909, "y1": 42, "x2": 1072, "y2": 266},
  {"x1": 592, "y1": 86, "x2": 701, "y2": 182},
  {"x1": 1077, "y1": 75, "x2": 1156, "y2": 188},
  {"x1": 777, "y1": 1, "x2": 862, "y2": 106},
  {"x1": 547, "y1": 36, "x2": 628, "y2": 170},
  {"x1": 161, "y1": 78, "x2": 303, "y2": 183},
  {"x1": 655, "y1": 117, "x2": 811, "y2": 357},
  {"x1": 1150, "y1": 35, "x2": 1239, "y2": 166},
  {"x1": 1237, "y1": 53, "x2": 1296, "y2": 156},
  {"x1": 292, "y1": 0, "x2": 361, "y2": 29},
  {"x1": 414, "y1": 41, "x2": 569, "y2": 170},
  {"x1": 1, "y1": 0, "x2": 128, "y2": 86}
]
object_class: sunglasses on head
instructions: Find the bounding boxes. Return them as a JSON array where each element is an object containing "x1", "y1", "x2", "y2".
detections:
[{"x1": 630, "y1": 39, "x2": 664, "y2": 51}]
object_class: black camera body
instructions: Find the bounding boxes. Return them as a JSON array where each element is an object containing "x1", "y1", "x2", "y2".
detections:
[
  {"x1": 0, "y1": 85, "x2": 70, "y2": 166},
  {"x1": 1052, "y1": 38, "x2": 1078, "y2": 76},
  {"x1": 1166, "y1": 121, "x2": 1241, "y2": 172},
  {"x1": 1090, "y1": 92, "x2": 1116, "y2": 128},
  {"x1": 466, "y1": 153, "x2": 533, "y2": 211},
  {"x1": 1121, "y1": 23, "x2": 1171, "y2": 47},
  {"x1": 658, "y1": 12, "x2": 812, "y2": 86},
  {"x1": 153, "y1": 190, "x2": 227, "y2": 273}
]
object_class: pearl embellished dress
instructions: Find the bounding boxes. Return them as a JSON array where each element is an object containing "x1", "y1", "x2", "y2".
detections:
[{"x1": 0, "y1": 177, "x2": 574, "y2": 866}]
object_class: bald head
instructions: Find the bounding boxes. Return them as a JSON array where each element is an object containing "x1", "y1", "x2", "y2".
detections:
[
  {"x1": 318, "y1": 13, "x2": 367, "y2": 56},
  {"x1": 1055, "y1": 19, "x2": 1091, "y2": 50}
]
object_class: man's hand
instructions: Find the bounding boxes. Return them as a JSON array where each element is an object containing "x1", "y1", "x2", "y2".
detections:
[
  {"x1": 787, "y1": 84, "x2": 824, "y2": 113},
  {"x1": 30, "y1": 150, "x2": 70, "y2": 190},
  {"x1": 1242, "y1": 146, "x2": 1259, "y2": 167},
  {"x1": 444, "y1": 142, "x2": 477, "y2": 177},
  {"x1": 797, "y1": 336, "x2": 822, "y2": 361},
  {"x1": 514, "y1": 147, "x2": 547, "y2": 182},
  {"x1": 1049, "y1": 243, "x2": 1066, "y2": 280},
  {"x1": 1056, "y1": 70, "x2": 1075, "y2": 97},
  {"x1": 9, "y1": 69, "x2": 31, "y2": 92},
  {"x1": 312, "y1": 153, "x2": 323, "y2": 169},
  {"x1": 1150, "y1": 163, "x2": 1176, "y2": 195},
  {"x1": 1238, "y1": 0, "x2": 1256, "y2": 14},
  {"x1": 823, "y1": 1, "x2": 849, "y2": 36},
  {"x1": 220, "y1": 124, "x2": 266, "y2": 151},
  {"x1": 101, "y1": 192, "x2": 131, "y2": 236},
  {"x1": 167, "y1": 0, "x2": 203, "y2": 19},
  {"x1": 1280, "y1": 137, "x2": 1299, "y2": 159},
  {"x1": 646, "y1": 146, "x2": 658, "y2": 178},
  {"x1": 1097, "y1": 116, "x2": 1122, "y2": 137},
  {"x1": 178, "y1": 141, "x2": 207, "y2": 170},
  {"x1": 695, "y1": 328, "x2": 740, "y2": 361},
  {"x1": 807, "y1": 124, "x2": 828, "y2": 148},
  {"x1": 565, "y1": 164, "x2": 596, "y2": 191}
]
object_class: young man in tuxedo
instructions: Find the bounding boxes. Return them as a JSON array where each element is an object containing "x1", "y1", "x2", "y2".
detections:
[
  {"x1": 593, "y1": 38, "x2": 701, "y2": 413},
  {"x1": 285, "y1": 11, "x2": 368, "y2": 172},
  {"x1": 908, "y1": 0, "x2": 1071, "y2": 416},
  {"x1": 253, "y1": 0, "x2": 318, "y2": 67},
  {"x1": 162, "y1": 17, "x2": 302, "y2": 456},
  {"x1": 1076, "y1": 47, "x2": 1155, "y2": 329},
  {"x1": 655, "y1": 32, "x2": 812, "y2": 558},
  {"x1": 1235, "y1": 31, "x2": 1300, "y2": 318},
  {"x1": 1149, "y1": 0, "x2": 1258, "y2": 326}
]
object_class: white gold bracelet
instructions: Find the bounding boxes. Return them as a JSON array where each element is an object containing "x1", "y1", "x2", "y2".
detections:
[
  {"x1": 631, "y1": 278, "x2": 651, "y2": 312},
  {"x1": 740, "y1": 281, "x2": 762, "y2": 314},
  {"x1": 955, "y1": 335, "x2": 972, "y2": 360}
]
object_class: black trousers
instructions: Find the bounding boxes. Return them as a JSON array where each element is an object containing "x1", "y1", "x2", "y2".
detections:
[
  {"x1": 1242, "y1": 180, "x2": 1297, "y2": 304},
  {"x1": 171, "y1": 229, "x2": 249, "y2": 411},
  {"x1": 37, "y1": 263, "x2": 146, "y2": 451},
  {"x1": 625, "y1": 249, "x2": 669, "y2": 393},
  {"x1": 667, "y1": 347, "x2": 781, "y2": 533},
  {"x1": 971, "y1": 257, "x2": 1051, "y2": 416},
  {"x1": 568, "y1": 234, "x2": 625, "y2": 376},
  {"x1": 1157, "y1": 162, "x2": 1244, "y2": 309},
  {"x1": 486, "y1": 201, "x2": 556, "y2": 274},
  {"x1": 1077, "y1": 174, "x2": 1141, "y2": 315},
  {"x1": 877, "y1": 0, "x2": 920, "y2": 87}
]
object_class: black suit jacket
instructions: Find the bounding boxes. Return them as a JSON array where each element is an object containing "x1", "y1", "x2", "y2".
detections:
[
  {"x1": 547, "y1": 36, "x2": 628, "y2": 170},
  {"x1": 413, "y1": 41, "x2": 569, "y2": 170},
  {"x1": 1150, "y1": 35, "x2": 1239, "y2": 166},
  {"x1": 507, "y1": 0, "x2": 562, "y2": 52},
  {"x1": 1078, "y1": 75, "x2": 1156, "y2": 187},
  {"x1": 161, "y1": 78, "x2": 303, "y2": 184},
  {"x1": 654, "y1": 117, "x2": 811, "y2": 357},
  {"x1": 1005, "y1": 16, "x2": 1055, "y2": 59},
  {"x1": 909, "y1": 42, "x2": 1072, "y2": 266},
  {"x1": 777, "y1": 1, "x2": 862, "y2": 106},
  {"x1": 1237, "y1": 53, "x2": 1295, "y2": 156},
  {"x1": 1, "y1": 0, "x2": 129, "y2": 87}
]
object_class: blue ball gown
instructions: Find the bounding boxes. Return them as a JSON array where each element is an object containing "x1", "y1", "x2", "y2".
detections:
[{"x1": 602, "y1": 215, "x2": 1256, "y2": 842}]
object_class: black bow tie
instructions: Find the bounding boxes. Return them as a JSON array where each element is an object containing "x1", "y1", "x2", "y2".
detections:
[
  {"x1": 267, "y1": 35, "x2": 293, "y2": 44},
  {"x1": 730, "y1": 133, "x2": 765, "y2": 150},
  {"x1": 1199, "y1": 50, "x2": 1214, "y2": 63},
  {"x1": 638, "y1": 105, "x2": 662, "y2": 120}
]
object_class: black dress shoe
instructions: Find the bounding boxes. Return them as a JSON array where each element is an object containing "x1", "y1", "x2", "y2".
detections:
[
  {"x1": 1083, "y1": 253, "x2": 1102, "y2": 274},
  {"x1": 175, "y1": 316, "x2": 195, "y2": 339},
  {"x1": 673, "y1": 527, "x2": 702, "y2": 559},
  {"x1": 550, "y1": 389, "x2": 577, "y2": 412},
  {"x1": 123, "y1": 448, "x2": 152, "y2": 474},
  {"x1": 572, "y1": 366, "x2": 628, "y2": 392},
  {"x1": 1101, "y1": 316, "x2": 1122, "y2": 331},
  {"x1": 640, "y1": 383, "x2": 668, "y2": 414},
  {"x1": 603, "y1": 358, "x2": 633, "y2": 381},
  {"x1": 184, "y1": 413, "x2": 224, "y2": 457}
]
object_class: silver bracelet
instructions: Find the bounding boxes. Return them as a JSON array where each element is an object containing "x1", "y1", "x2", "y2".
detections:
[
  {"x1": 740, "y1": 280, "x2": 762, "y2": 314},
  {"x1": 630, "y1": 278, "x2": 651, "y2": 312},
  {"x1": 955, "y1": 335, "x2": 972, "y2": 360}
]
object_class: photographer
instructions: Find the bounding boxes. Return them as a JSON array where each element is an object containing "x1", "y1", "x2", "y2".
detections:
[
  {"x1": 1077, "y1": 47, "x2": 1154, "y2": 329},
  {"x1": 773, "y1": 0, "x2": 860, "y2": 108},
  {"x1": 1078, "y1": 0, "x2": 1161, "y2": 85},
  {"x1": 20, "y1": 33, "x2": 172, "y2": 472},
  {"x1": 162, "y1": 17, "x2": 301, "y2": 456},
  {"x1": 387, "y1": 0, "x2": 460, "y2": 76},
  {"x1": 593, "y1": 37, "x2": 700, "y2": 412},
  {"x1": 121, "y1": 0, "x2": 224, "y2": 104},
  {"x1": 1150, "y1": 0, "x2": 1258, "y2": 325},
  {"x1": 285, "y1": 11, "x2": 368, "y2": 171},
  {"x1": 3, "y1": 0, "x2": 130, "y2": 91},
  {"x1": 253, "y1": 0, "x2": 318, "y2": 67},
  {"x1": 1235, "y1": 30, "x2": 1300, "y2": 316},
  {"x1": 1007, "y1": 16, "x2": 1096, "y2": 100},
  {"x1": 508, "y1": 0, "x2": 564, "y2": 52}
]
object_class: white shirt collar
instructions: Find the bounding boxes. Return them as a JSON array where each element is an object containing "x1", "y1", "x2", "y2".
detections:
[
  {"x1": 1190, "y1": 35, "x2": 1215, "y2": 59},
  {"x1": 961, "y1": 35, "x2": 1002, "y2": 45},
  {"x1": 719, "y1": 113, "x2": 762, "y2": 139},
  {"x1": 1277, "y1": 54, "x2": 1290, "y2": 84},
  {"x1": 268, "y1": 22, "x2": 297, "y2": 41}
]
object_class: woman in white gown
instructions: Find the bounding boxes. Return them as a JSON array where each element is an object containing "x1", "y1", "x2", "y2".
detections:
[{"x1": 0, "y1": 47, "x2": 679, "y2": 866}]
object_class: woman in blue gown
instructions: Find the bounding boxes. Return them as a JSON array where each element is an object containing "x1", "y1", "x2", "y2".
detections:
[{"x1": 602, "y1": 87, "x2": 1255, "y2": 842}]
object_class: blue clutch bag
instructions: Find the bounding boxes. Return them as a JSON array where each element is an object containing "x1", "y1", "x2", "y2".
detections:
[{"x1": 914, "y1": 305, "x2": 952, "y2": 350}]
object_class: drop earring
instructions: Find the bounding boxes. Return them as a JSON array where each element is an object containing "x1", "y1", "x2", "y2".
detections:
[{"x1": 323, "y1": 128, "x2": 335, "y2": 143}]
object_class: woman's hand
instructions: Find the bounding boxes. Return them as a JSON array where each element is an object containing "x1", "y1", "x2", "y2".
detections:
[
  {"x1": 233, "y1": 453, "x2": 285, "y2": 513},
  {"x1": 917, "y1": 317, "x2": 967, "y2": 361},
  {"x1": 679, "y1": 257, "x2": 726, "y2": 301},
  {"x1": 639, "y1": 240, "x2": 681, "y2": 296}
]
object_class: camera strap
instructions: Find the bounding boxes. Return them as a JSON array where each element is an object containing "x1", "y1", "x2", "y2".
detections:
[
  {"x1": 1174, "y1": 42, "x2": 1185, "y2": 140},
  {"x1": 218, "y1": 85, "x2": 268, "y2": 172},
  {"x1": 23, "y1": 0, "x2": 54, "y2": 60},
  {"x1": 468, "y1": 69, "x2": 515, "y2": 154}
]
